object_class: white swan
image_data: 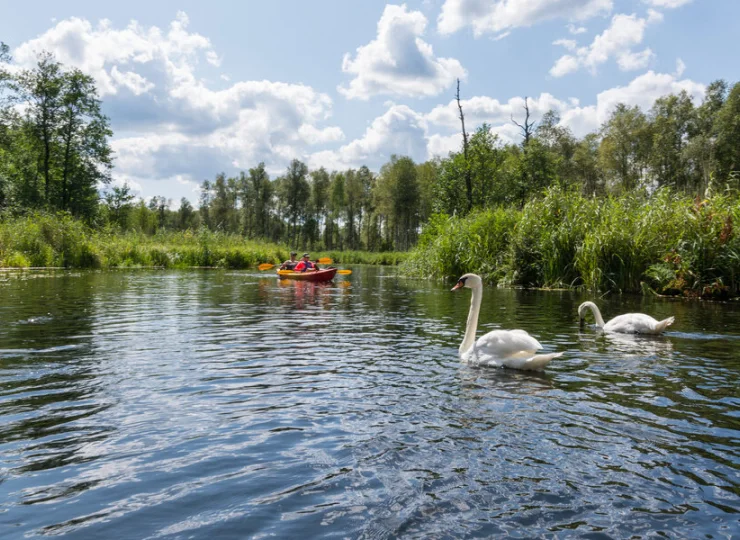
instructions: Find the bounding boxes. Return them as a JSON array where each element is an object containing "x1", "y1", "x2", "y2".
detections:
[
  {"x1": 578, "y1": 301, "x2": 674, "y2": 334},
  {"x1": 452, "y1": 274, "x2": 563, "y2": 371}
]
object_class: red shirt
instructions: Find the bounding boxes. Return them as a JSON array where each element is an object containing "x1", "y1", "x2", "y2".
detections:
[{"x1": 294, "y1": 260, "x2": 316, "y2": 272}]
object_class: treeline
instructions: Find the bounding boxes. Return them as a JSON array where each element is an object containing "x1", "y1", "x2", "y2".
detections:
[{"x1": 2, "y1": 45, "x2": 740, "y2": 263}]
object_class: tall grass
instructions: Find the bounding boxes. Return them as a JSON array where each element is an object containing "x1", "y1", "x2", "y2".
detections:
[
  {"x1": 0, "y1": 214, "x2": 404, "y2": 270},
  {"x1": 402, "y1": 187, "x2": 740, "y2": 296}
]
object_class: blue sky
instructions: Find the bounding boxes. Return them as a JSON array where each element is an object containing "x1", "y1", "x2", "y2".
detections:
[{"x1": 1, "y1": 0, "x2": 737, "y2": 204}]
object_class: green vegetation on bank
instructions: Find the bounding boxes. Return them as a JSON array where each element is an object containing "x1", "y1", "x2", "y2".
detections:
[
  {"x1": 403, "y1": 187, "x2": 740, "y2": 298},
  {"x1": 0, "y1": 213, "x2": 407, "y2": 269},
  {"x1": 2, "y1": 44, "x2": 740, "y2": 295}
]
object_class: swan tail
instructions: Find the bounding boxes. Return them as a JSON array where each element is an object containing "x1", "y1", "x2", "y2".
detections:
[
  {"x1": 523, "y1": 352, "x2": 564, "y2": 371},
  {"x1": 655, "y1": 316, "x2": 675, "y2": 333}
]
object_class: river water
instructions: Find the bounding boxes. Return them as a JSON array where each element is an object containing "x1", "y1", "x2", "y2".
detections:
[{"x1": 0, "y1": 267, "x2": 738, "y2": 538}]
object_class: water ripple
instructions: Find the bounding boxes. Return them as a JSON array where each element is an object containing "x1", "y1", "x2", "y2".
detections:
[{"x1": 0, "y1": 269, "x2": 738, "y2": 538}]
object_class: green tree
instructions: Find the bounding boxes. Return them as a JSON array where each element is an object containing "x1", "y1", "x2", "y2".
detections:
[
  {"x1": 177, "y1": 197, "x2": 197, "y2": 230},
  {"x1": 714, "y1": 82, "x2": 740, "y2": 184},
  {"x1": 648, "y1": 91, "x2": 695, "y2": 191},
  {"x1": 58, "y1": 68, "x2": 113, "y2": 217},
  {"x1": 103, "y1": 183, "x2": 135, "y2": 228},
  {"x1": 599, "y1": 104, "x2": 651, "y2": 192}
]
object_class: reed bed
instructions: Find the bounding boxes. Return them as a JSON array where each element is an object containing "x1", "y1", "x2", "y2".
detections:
[
  {"x1": 402, "y1": 187, "x2": 740, "y2": 297},
  {"x1": 0, "y1": 215, "x2": 404, "y2": 270}
]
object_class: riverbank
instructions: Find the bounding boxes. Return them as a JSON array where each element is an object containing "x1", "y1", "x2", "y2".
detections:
[
  {"x1": 402, "y1": 187, "x2": 740, "y2": 298},
  {"x1": 0, "y1": 214, "x2": 407, "y2": 270}
]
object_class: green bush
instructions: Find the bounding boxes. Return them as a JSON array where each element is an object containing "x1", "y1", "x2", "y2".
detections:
[{"x1": 402, "y1": 186, "x2": 740, "y2": 296}]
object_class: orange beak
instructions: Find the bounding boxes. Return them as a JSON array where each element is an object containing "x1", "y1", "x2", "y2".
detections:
[{"x1": 451, "y1": 281, "x2": 464, "y2": 291}]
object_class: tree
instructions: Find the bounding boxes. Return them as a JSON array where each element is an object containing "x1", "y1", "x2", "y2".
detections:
[
  {"x1": 310, "y1": 167, "x2": 330, "y2": 248},
  {"x1": 58, "y1": 68, "x2": 113, "y2": 217},
  {"x1": 648, "y1": 91, "x2": 695, "y2": 191},
  {"x1": 283, "y1": 159, "x2": 310, "y2": 246},
  {"x1": 599, "y1": 104, "x2": 651, "y2": 192},
  {"x1": 714, "y1": 82, "x2": 740, "y2": 184},
  {"x1": 16, "y1": 53, "x2": 64, "y2": 206},
  {"x1": 573, "y1": 133, "x2": 603, "y2": 196},
  {"x1": 103, "y1": 183, "x2": 135, "y2": 228},
  {"x1": 199, "y1": 180, "x2": 212, "y2": 229},
  {"x1": 456, "y1": 78, "x2": 472, "y2": 212},
  {"x1": 512, "y1": 96, "x2": 536, "y2": 147},
  {"x1": 177, "y1": 198, "x2": 197, "y2": 230},
  {"x1": 685, "y1": 80, "x2": 727, "y2": 194},
  {"x1": 328, "y1": 172, "x2": 345, "y2": 250}
]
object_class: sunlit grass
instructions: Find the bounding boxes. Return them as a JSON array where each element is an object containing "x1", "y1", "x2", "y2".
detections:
[
  {"x1": 0, "y1": 215, "x2": 405, "y2": 270},
  {"x1": 402, "y1": 186, "x2": 740, "y2": 296}
]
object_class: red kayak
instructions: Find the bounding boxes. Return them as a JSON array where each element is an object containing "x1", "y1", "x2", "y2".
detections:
[{"x1": 276, "y1": 267, "x2": 337, "y2": 282}]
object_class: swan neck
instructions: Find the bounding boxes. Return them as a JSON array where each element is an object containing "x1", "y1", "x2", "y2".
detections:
[
  {"x1": 460, "y1": 284, "x2": 482, "y2": 355},
  {"x1": 588, "y1": 303, "x2": 606, "y2": 328}
]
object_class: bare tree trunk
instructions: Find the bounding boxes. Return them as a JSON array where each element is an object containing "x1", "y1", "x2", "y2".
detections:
[
  {"x1": 512, "y1": 96, "x2": 535, "y2": 147},
  {"x1": 456, "y1": 79, "x2": 472, "y2": 212}
]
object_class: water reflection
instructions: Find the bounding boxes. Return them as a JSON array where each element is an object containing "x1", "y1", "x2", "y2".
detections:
[{"x1": 0, "y1": 268, "x2": 738, "y2": 539}]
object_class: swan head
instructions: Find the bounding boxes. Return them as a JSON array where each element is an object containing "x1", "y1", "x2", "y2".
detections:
[
  {"x1": 578, "y1": 301, "x2": 597, "y2": 326},
  {"x1": 451, "y1": 273, "x2": 482, "y2": 291}
]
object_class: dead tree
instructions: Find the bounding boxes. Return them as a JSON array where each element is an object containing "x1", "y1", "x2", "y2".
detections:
[
  {"x1": 511, "y1": 96, "x2": 535, "y2": 147},
  {"x1": 456, "y1": 78, "x2": 472, "y2": 212}
]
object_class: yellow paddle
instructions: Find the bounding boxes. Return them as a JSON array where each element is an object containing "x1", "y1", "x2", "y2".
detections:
[{"x1": 277, "y1": 268, "x2": 351, "y2": 276}]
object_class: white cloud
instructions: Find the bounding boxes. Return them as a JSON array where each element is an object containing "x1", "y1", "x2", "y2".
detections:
[
  {"x1": 643, "y1": 0, "x2": 693, "y2": 8},
  {"x1": 423, "y1": 70, "x2": 706, "y2": 149},
  {"x1": 553, "y1": 39, "x2": 578, "y2": 51},
  {"x1": 674, "y1": 58, "x2": 686, "y2": 77},
  {"x1": 427, "y1": 132, "x2": 462, "y2": 157},
  {"x1": 339, "y1": 4, "x2": 466, "y2": 100},
  {"x1": 438, "y1": 0, "x2": 612, "y2": 37},
  {"x1": 309, "y1": 105, "x2": 429, "y2": 170},
  {"x1": 616, "y1": 48, "x2": 655, "y2": 71},
  {"x1": 568, "y1": 23, "x2": 588, "y2": 34},
  {"x1": 561, "y1": 70, "x2": 705, "y2": 135},
  {"x1": 10, "y1": 13, "x2": 345, "y2": 201},
  {"x1": 426, "y1": 93, "x2": 572, "y2": 131},
  {"x1": 550, "y1": 13, "x2": 658, "y2": 77}
]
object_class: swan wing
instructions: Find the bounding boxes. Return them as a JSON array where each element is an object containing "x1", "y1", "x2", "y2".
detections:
[
  {"x1": 500, "y1": 352, "x2": 564, "y2": 371},
  {"x1": 604, "y1": 313, "x2": 674, "y2": 334},
  {"x1": 474, "y1": 329, "x2": 542, "y2": 359}
]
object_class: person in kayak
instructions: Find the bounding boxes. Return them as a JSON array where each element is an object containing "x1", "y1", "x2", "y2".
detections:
[
  {"x1": 280, "y1": 252, "x2": 298, "y2": 270},
  {"x1": 294, "y1": 253, "x2": 319, "y2": 272}
]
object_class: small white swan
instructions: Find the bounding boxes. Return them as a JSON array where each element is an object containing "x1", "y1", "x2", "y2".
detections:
[
  {"x1": 578, "y1": 301, "x2": 674, "y2": 334},
  {"x1": 452, "y1": 274, "x2": 563, "y2": 371}
]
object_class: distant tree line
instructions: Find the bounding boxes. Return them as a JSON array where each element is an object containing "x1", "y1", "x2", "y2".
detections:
[{"x1": 2, "y1": 45, "x2": 739, "y2": 253}]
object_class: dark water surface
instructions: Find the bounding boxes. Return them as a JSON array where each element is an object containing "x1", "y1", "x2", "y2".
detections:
[{"x1": 0, "y1": 267, "x2": 738, "y2": 539}]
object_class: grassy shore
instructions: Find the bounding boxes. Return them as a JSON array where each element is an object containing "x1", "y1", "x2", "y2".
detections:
[
  {"x1": 0, "y1": 214, "x2": 407, "y2": 270},
  {"x1": 402, "y1": 187, "x2": 740, "y2": 298}
]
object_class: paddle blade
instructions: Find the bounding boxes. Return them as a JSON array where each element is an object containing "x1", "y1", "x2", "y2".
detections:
[
  {"x1": 277, "y1": 269, "x2": 295, "y2": 276},
  {"x1": 318, "y1": 257, "x2": 333, "y2": 264},
  {"x1": 258, "y1": 263, "x2": 275, "y2": 271},
  {"x1": 337, "y1": 269, "x2": 352, "y2": 275}
]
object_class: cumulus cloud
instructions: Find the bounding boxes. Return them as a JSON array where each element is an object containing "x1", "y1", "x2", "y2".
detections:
[
  {"x1": 550, "y1": 12, "x2": 659, "y2": 77},
  {"x1": 560, "y1": 70, "x2": 705, "y2": 135},
  {"x1": 438, "y1": 0, "x2": 612, "y2": 37},
  {"x1": 674, "y1": 58, "x2": 686, "y2": 77},
  {"x1": 422, "y1": 70, "x2": 705, "y2": 153},
  {"x1": 643, "y1": 0, "x2": 693, "y2": 7},
  {"x1": 10, "y1": 13, "x2": 344, "y2": 200},
  {"x1": 309, "y1": 105, "x2": 429, "y2": 170},
  {"x1": 339, "y1": 4, "x2": 466, "y2": 100},
  {"x1": 426, "y1": 93, "x2": 572, "y2": 131},
  {"x1": 553, "y1": 39, "x2": 578, "y2": 51},
  {"x1": 568, "y1": 23, "x2": 588, "y2": 34}
]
